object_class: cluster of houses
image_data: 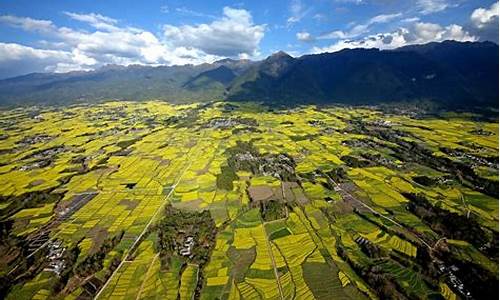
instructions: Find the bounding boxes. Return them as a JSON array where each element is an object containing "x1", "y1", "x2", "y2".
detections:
[
  {"x1": 368, "y1": 120, "x2": 393, "y2": 127},
  {"x1": 445, "y1": 148, "x2": 497, "y2": 169},
  {"x1": 44, "y1": 240, "x2": 66, "y2": 276},
  {"x1": 19, "y1": 146, "x2": 66, "y2": 171},
  {"x1": 308, "y1": 120, "x2": 326, "y2": 127},
  {"x1": 19, "y1": 160, "x2": 51, "y2": 171},
  {"x1": 207, "y1": 117, "x2": 257, "y2": 129},
  {"x1": 470, "y1": 128, "x2": 494, "y2": 136},
  {"x1": 233, "y1": 152, "x2": 295, "y2": 180},
  {"x1": 31, "y1": 146, "x2": 65, "y2": 160},
  {"x1": 354, "y1": 236, "x2": 371, "y2": 246},
  {"x1": 33, "y1": 115, "x2": 44, "y2": 122},
  {"x1": 208, "y1": 118, "x2": 243, "y2": 129},
  {"x1": 17, "y1": 134, "x2": 53, "y2": 146},
  {"x1": 83, "y1": 128, "x2": 121, "y2": 140},
  {"x1": 260, "y1": 155, "x2": 295, "y2": 178},
  {"x1": 436, "y1": 261, "x2": 472, "y2": 299},
  {"x1": 341, "y1": 139, "x2": 375, "y2": 148},
  {"x1": 86, "y1": 108, "x2": 128, "y2": 122},
  {"x1": 179, "y1": 236, "x2": 195, "y2": 258},
  {"x1": 365, "y1": 153, "x2": 399, "y2": 168}
]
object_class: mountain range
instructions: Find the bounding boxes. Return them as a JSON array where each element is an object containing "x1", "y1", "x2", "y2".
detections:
[{"x1": 0, "y1": 40, "x2": 497, "y2": 109}]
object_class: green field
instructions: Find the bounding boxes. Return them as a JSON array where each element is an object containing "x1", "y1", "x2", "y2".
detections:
[{"x1": 0, "y1": 101, "x2": 497, "y2": 299}]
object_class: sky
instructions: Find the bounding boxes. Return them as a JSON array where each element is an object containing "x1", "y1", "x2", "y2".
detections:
[{"x1": 0, "y1": 0, "x2": 498, "y2": 78}]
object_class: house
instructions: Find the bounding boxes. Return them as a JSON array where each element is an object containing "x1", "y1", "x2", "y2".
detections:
[{"x1": 179, "y1": 236, "x2": 195, "y2": 257}]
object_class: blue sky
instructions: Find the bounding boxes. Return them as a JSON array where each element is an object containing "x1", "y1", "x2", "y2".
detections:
[{"x1": 0, "y1": 0, "x2": 497, "y2": 78}]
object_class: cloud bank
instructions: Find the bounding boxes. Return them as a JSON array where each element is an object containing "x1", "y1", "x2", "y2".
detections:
[
  {"x1": 0, "y1": 7, "x2": 265, "y2": 78},
  {"x1": 312, "y1": 22, "x2": 476, "y2": 53}
]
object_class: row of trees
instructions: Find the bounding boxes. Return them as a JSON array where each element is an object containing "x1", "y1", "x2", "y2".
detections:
[
  {"x1": 336, "y1": 243, "x2": 409, "y2": 300},
  {"x1": 403, "y1": 193, "x2": 495, "y2": 254}
]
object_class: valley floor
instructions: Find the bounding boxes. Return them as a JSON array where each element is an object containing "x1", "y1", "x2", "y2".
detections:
[{"x1": 0, "y1": 101, "x2": 498, "y2": 300}]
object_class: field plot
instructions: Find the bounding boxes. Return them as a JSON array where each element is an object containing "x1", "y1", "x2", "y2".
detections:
[
  {"x1": 97, "y1": 238, "x2": 157, "y2": 299},
  {"x1": 179, "y1": 264, "x2": 199, "y2": 300},
  {"x1": 0, "y1": 101, "x2": 497, "y2": 300}
]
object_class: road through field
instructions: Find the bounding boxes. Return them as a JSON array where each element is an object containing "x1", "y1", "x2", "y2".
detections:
[
  {"x1": 261, "y1": 221, "x2": 285, "y2": 300},
  {"x1": 324, "y1": 174, "x2": 432, "y2": 249},
  {"x1": 135, "y1": 253, "x2": 159, "y2": 300},
  {"x1": 95, "y1": 156, "x2": 194, "y2": 299}
]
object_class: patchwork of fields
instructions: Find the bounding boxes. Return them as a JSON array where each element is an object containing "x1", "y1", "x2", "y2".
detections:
[{"x1": 0, "y1": 101, "x2": 497, "y2": 299}]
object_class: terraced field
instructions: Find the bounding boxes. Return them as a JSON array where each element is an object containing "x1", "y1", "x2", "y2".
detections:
[{"x1": 0, "y1": 101, "x2": 497, "y2": 299}]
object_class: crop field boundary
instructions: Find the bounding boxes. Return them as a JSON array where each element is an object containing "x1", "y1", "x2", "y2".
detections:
[{"x1": 94, "y1": 156, "x2": 195, "y2": 300}]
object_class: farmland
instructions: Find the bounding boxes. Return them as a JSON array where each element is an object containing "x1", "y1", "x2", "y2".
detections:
[{"x1": 0, "y1": 100, "x2": 498, "y2": 300}]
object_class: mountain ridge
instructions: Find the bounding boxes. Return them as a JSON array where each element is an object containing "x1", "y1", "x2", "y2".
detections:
[{"x1": 0, "y1": 40, "x2": 497, "y2": 109}]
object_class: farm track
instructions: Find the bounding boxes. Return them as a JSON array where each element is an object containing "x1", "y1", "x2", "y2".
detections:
[
  {"x1": 261, "y1": 221, "x2": 285, "y2": 300},
  {"x1": 94, "y1": 156, "x2": 195, "y2": 300},
  {"x1": 324, "y1": 174, "x2": 432, "y2": 249},
  {"x1": 191, "y1": 264, "x2": 200, "y2": 300},
  {"x1": 135, "y1": 253, "x2": 159, "y2": 300}
]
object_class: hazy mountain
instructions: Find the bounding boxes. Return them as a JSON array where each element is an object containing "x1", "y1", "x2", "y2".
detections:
[
  {"x1": 0, "y1": 40, "x2": 497, "y2": 109},
  {"x1": 0, "y1": 60, "x2": 255, "y2": 106},
  {"x1": 183, "y1": 65, "x2": 237, "y2": 92}
]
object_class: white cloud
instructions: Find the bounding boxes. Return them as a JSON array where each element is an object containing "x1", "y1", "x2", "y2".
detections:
[
  {"x1": 318, "y1": 12, "x2": 403, "y2": 40},
  {"x1": 0, "y1": 43, "x2": 89, "y2": 78},
  {"x1": 312, "y1": 13, "x2": 326, "y2": 22},
  {"x1": 175, "y1": 7, "x2": 216, "y2": 19},
  {"x1": 417, "y1": 0, "x2": 451, "y2": 14},
  {"x1": 369, "y1": 13, "x2": 403, "y2": 24},
  {"x1": 401, "y1": 17, "x2": 420, "y2": 23},
  {"x1": 413, "y1": 22, "x2": 443, "y2": 40},
  {"x1": 64, "y1": 12, "x2": 119, "y2": 31},
  {"x1": 0, "y1": 14, "x2": 144, "y2": 59},
  {"x1": 313, "y1": 22, "x2": 476, "y2": 53},
  {"x1": 471, "y1": 2, "x2": 499, "y2": 28},
  {"x1": 0, "y1": 15, "x2": 56, "y2": 34},
  {"x1": 296, "y1": 31, "x2": 314, "y2": 42},
  {"x1": 287, "y1": 0, "x2": 312, "y2": 26},
  {"x1": 334, "y1": 0, "x2": 364, "y2": 4},
  {"x1": 163, "y1": 7, "x2": 265, "y2": 57},
  {"x1": 0, "y1": 43, "x2": 70, "y2": 64},
  {"x1": 319, "y1": 30, "x2": 350, "y2": 40},
  {"x1": 0, "y1": 8, "x2": 266, "y2": 78}
]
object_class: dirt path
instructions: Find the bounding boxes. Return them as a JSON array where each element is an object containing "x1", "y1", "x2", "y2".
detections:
[
  {"x1": 135, "y1": 253, "x2": 159, "y2": 300},
  {"x1": 94, "y1": 156, "x2": 194, "y2": 300},
  {"x1": 459, "y1": 191, "x2": 471, "y2": 218},
  {"x1": 324, "y1": 174, "x2": 432, "y2": 249},
  {"x1": 261, "y1": 222, "x2": 285, "y2": 300}
]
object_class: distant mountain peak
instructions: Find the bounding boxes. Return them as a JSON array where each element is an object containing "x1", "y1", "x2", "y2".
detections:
[
  {"x1": 98, "y1": 64, "x2": 128, "y2": 71},
  {"x1": 214, "y1": 58, "x2": 238, "y2": 64},
  {"x1": 259, "y1": 51, "x2": 295, "y2": 77},
  {"x1": 269, "y1": 51, "x2": 293, "y2": 59}
]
